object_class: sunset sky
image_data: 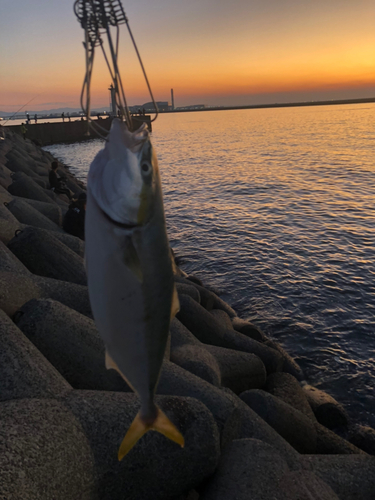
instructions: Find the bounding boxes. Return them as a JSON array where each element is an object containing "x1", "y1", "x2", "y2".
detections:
[{"x1": 0, "y1": 0, "x2": 374, "y2": 112}]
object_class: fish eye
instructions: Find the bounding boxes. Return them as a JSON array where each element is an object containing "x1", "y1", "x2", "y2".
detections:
[{"x1": 141, "y1": 162, "x2": 151, "y2": 174}]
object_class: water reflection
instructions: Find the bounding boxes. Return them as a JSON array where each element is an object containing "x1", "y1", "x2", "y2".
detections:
[{"x1": 45, "y1": 104, "x2": 375, "y2": 427}]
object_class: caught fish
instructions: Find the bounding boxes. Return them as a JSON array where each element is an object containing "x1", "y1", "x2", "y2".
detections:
[{"x1": 85, "y1": 119, "x2": 184, "y2": 459}]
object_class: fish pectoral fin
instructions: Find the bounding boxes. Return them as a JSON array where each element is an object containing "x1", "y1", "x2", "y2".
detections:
[
  {"x1": 118, "y1": 407, "x2": 185, "y2": 461},
  {"x1": 170, "y1": 285, "x2": 180, "y2": 320},
  {"x1": 123, "y1": 236, "x2": 143, "y2": 282}
]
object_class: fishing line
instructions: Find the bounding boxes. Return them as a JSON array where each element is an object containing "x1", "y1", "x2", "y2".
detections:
[
  {"x1": 74, "y1": 0, "x2": 158, "y2": 136},
  {"x1": 3, "y1": 95, "x2": 40, "y2": 125}
]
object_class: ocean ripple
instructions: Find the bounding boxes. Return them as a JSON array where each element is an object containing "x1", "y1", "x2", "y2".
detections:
[{"x1": 45, "y1": 104, "x2": 375, "y2": 427}]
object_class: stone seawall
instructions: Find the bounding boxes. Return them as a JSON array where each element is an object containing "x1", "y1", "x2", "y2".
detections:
[{"x1": 0, "y1": 127, "x2": 374, "y2": 499}]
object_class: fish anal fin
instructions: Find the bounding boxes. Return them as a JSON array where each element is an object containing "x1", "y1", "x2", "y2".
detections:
[
  {"x1": 123, "y1": 236, "x2": 143, "y2": 283},
  {"x1": 105, "y1": 350, "x2": 119, "y2": 370},
  {"x1": 118, "y1": 407, "x2": 184, "y2": 461},
  {"x1": 105, "y1": 350, "x2": 135, "y2": 391},
  {"x1": 170, "y1": 285, "x2": 180, "y2": 320}
]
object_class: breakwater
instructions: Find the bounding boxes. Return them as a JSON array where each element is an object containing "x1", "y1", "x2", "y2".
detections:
[
  {"x1": 6, "y1": 115, "x2": 151, "y2": 146},
  {"x1": 0, "y1": 126, "x2": 374, "y2": 499}
]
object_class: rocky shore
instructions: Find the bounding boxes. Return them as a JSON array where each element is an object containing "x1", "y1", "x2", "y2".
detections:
[{"x1": 0, "y1": 127, "x2": 374, "y2": 500}]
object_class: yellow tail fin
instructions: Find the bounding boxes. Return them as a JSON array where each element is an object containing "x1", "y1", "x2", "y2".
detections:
[{"x1": 118, "y1": 407, "x2": 185, "y2": 461}]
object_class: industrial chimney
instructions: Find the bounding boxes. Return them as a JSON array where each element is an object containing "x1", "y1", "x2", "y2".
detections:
[{"x1": 171, "y1": 89, "x2": 175, "y2": 111}]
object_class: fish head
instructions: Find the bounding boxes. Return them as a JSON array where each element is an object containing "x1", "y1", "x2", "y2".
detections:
[{"x1": 88, "y1": 119, "x2": 159, "y2": 226}]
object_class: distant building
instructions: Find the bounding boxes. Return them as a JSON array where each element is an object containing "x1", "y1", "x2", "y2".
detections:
[
  {"x1": 175, "y1": 104, "x2": 207, "y2": 111},
  {"x1": 130, "y1": 101, "x2": 171, "y2": 113}
]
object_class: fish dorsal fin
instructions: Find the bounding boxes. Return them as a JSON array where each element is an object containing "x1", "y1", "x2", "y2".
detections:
[
  {"x1": 123, "y1": 236, "x2": 143, "y2": 283},
  {"x1": 170, "y1": 285, "x2": 180, "y2": 320}
]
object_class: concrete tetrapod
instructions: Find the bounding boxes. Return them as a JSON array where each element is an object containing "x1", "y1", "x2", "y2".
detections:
[
  {"x1": 239, "y1": 389, "x2": 317, "y2": 454},
  {"x1": 0, "y1": 399, "x2": 96, "y2": 500},
  {"x1": 301, "y1": 454, "x2": 375, "y2": 500},
  {"x1": 266, "y1": 376, "x2": 361, "y2": 454},
  {"x1": 0, "y1": 309, "x2": 72, "y2": 401},
  {"x1": 5, "y1": 197, "x2": 64, "y2": 232},
  {"x1": 10, "y1": 170, "x2": 46, "y2": 186},
  {"x1": 157, "y1": 361, "x2": 301, "y2": 469},
  {"x1": 13, "y1": 195, "x2": 65, "y2": 225},
  {"x1": 0, "y1": 270, "x2": 43, "y2": 317},
  {"x1": 171, "y1": 344, "x2": 222, "y2": 386},
  {"x1": 175, "y1": 276, "x2": 234, "y2": 313},
  {"x1": 170, "y1": 317, "x2": 267, "y2": 393},
  {"x1": 210, "y1": 308, "x2": 233, "y2": 330},
  {"x1": 203, "y1": 345, "x2": 266, "y2": 394},
  {"x1": 276, "y1": 471, "x2": 340, "y2": 500},
  {"x1": 6, "y1": 149, "x2": 45, "y2": 179},
  {"x1": 0, "y1": 197, "x2": 20, "y2": 223},
  {"x1": 231, "y1": 315, "x2": 267, "y2": 342},
  {"x1": 0, "y1": 184, "x2": 13, "y2": 203},
  {"x1": 177, "y1": 294, "x2": 283, "y2": 374},
  {"x1": 175, "y1": 281, "x2": 201, "y2": 302},
  {"x1": 0, "y1": 210, "x2": 23, "y2": 244},
  {"x1": 200, "y1": 438, "x2": 289, "y2": 500},
  {"x1": 265, "y1": 372, "x2": 316, "y2": 420},
  {"x1": 8, "y1": 174, "x2": 59, "y2": 203},
  {"x1": 200, "y1": 439, "x2": 337, "y2": 500},
  {"x1": 170, "y1": 317, "x2": 201, "y2": 349},
  {"x1": 8, "y1": 226, "x2": 87, "y2": 285},
  {"x1": 0, "y1": 162, "x2": 13, "y2": 189},
  {"x1": 62, "y1": 391, "x2": 220, "y2": 500},
  {"x1": 0, "y1": 239, "x2": 29, "y2": 274},
  {"x1": 0, "y1": 270, "x2": 91, "y2": 317},
  {"x1": 265, "y1": 339, "x2": 304, "y2": 381},
  {"x1": 303, "y1": 384, "x2": 349, "y2": 430},
  {"x1": 0, "y1": 211, "x2": 84, "y2": 255},
  {"x1": 348, "y1": 425, "x2": 375, "y2": 455},
  {"x1": 14, "y1": 298, "x2": 127, "y2": 392},
  {"x1": 313, "y1": 420, "x2": 366, "y2": 455},
  {"x1": 28, "y1": 225, "x2": 85, "y2": 257}
]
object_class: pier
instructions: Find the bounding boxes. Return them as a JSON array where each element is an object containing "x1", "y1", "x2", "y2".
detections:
[{"x1": 6, "y1": 115, "x2": 152, "y2": 146}]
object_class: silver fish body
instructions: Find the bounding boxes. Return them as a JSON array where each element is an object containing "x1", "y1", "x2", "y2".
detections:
[{"x1": 85, "y1": 119, "x2": 183, "y2": 457}]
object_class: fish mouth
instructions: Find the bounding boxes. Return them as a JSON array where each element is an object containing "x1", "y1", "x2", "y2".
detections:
[{"x1": 100, "y1": 206, "x2": 139, "y2": 230}]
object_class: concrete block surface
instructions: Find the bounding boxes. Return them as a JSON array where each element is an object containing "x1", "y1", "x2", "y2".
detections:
[
  {"x1": 5, "y1": 197, "x2": 64, "y2": 232},
  {"x1": 0, "y1": 309, "x2": 72, "y2": 401},
  {"x1": 201, "y1": 439, "x2": 290, "y2": 500},
  {"x1": 265, "y1": 372, "x2": 316, "y2": 420},
  {"x1": 63, "y1": 391, "x2": 220, "y2": 500},
  {"x1": 204, "y1": 345, "x2": 267, "y2": 394},
  {"x1": 14, "y1": 298, "x2": 127, "y2": 392},
  {"x1": 0, "y1": 398, "x2": 96, "y2": 500},
  {"x1": 8, "y1": 226, "x2": 87, "y2": 285},
  {"x1": 303, "y1": 384, "x2": 349, "y2": 430},
  {"x1": 240, "y1": 389, "x2": 317, "y2": 454},
  {"x1": 302, "y1": 454, "x2": 375, "y2": 500},
  {"x1": 171, "y1": 344, "x2": 221, "y2": 386},
  {"x1": 177, "y1": 294, "x2": 283, "y2": 374}
]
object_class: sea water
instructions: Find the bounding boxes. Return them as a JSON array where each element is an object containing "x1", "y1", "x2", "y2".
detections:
[{"x1": 44, "y1": 104, "x2": 375, "y2": 427}]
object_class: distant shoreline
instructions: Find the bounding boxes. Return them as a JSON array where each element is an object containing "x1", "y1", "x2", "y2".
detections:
[
  {"x1": 1, "y1": 96, "x2": 374, "y2": 121},
  {"x1": 166, "y1": 97, "x2": 375, "y2": 114}
]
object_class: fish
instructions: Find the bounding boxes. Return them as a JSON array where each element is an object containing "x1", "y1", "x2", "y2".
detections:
[{"x1": 85, "y1": 118, "x2": 184, "y2": 460}]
